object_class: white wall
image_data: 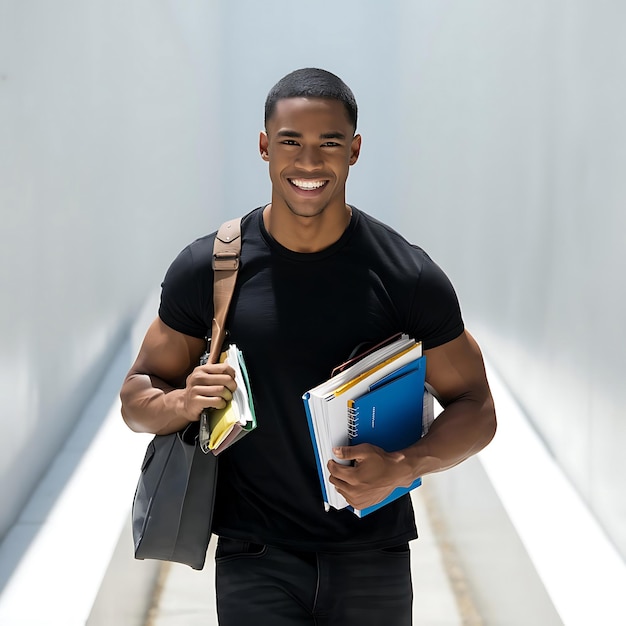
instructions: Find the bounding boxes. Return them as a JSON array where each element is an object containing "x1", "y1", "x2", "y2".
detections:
[
  {"x1": 0, "y1": 0, "x2": 222, "y2": 542},
  {"x1": 390, "y1": 0, "x2": 626, "y2": 565}
]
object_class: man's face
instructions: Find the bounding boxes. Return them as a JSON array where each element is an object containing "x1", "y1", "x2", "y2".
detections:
[{"x1": 260, "y1": 97, "x2": 361, "y2": 219}]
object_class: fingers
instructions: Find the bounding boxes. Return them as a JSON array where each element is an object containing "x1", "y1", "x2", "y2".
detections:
[
  {"x1": 327, "y1": 463, "x2": 352, "y2": 490},
  {"x1": 327, "y1": 464, "x2": 383, "y2": 510},
  {"x1": 189, "y1": 383, "x2": 234, "y2": 408},
  {"x1": 327, "y1": 444, "x2": 397, "y2": 509},
  {"x1": 327, "y1": 459, "x2": 363, "y2": 491},
  {"x1": 187, "y1": 363, "x2": 237, "y2": 392},
  {"x1": 184, "y1": 363, "x2": 238, "y2": 418},
  {"x1": 191, "y1": 361, "x2": 237, "y2": 386},
  {"x1": 328, "y1": 459, "x2": 396, "y2": 510}
]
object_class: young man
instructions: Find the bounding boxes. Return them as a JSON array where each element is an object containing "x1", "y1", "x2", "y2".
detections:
[{"x1": 121, "y1": 68, "x2": 496, "y2": 625}]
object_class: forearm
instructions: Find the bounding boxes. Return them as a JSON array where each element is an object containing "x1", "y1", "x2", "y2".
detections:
[
  {"x1": 402, "y1": 394, "x2": 496, "y2": 479},
  {"x1": 330, "y1": 331, "x2": 497, "y2": 508},
  {"x1": 120, "y1": 373, "x2": 193, "y2": 436}
]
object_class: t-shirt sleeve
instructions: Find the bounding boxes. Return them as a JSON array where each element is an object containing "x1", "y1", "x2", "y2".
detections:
[
  {"x1": 407, "y1": 249, "x2": 465, "y2": 350},
  {"x1": 158, "y1": 238, "x2": 214, "y2": 339}
]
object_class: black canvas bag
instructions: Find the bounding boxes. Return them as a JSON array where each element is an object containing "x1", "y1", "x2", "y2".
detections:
[
  {"x1": 132, "y1": 424, "x2": 217, "y2": 569},
  {"x1": 130, "y1": 217, "x2": 242, "y2": 569}
]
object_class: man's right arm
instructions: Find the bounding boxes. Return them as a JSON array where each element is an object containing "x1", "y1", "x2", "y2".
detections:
[{"x1": 120, "y1": 317, "x2": 237, "y2": 436}]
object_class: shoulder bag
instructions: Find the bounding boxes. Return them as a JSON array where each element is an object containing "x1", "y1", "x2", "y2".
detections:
[{"x1": 131, "y1": 217, "x2": 242, "y2": 570}]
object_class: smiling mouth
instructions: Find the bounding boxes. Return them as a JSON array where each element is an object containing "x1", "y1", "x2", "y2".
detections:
[{"x1": 289, "y1": 178, "x2": 328, "y2": 191}]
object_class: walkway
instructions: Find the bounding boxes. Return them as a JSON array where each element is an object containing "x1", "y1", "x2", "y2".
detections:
[{"x1": 146, "y1": 487, "x2": 475, "y2": 625}]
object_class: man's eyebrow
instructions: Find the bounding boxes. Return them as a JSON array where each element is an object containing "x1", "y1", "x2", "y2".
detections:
[
  {"x1": 274, "y1": 130, "x2": 347, "y2": 140},
  {"x1": 276, "y1": 130, "x2": 302, "y2": 138}
]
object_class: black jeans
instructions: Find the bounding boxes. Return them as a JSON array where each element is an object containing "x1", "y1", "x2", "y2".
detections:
[{"x1": 215, "y1": 537, "x2": 413, "y2": 625}]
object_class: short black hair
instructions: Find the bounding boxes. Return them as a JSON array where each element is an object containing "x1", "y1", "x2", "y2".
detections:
[{"x1": 264, "y1": 68, "x2": 358, "y2": 131}]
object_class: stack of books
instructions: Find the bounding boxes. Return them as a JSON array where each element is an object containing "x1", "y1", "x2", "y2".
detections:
[{"x1": 302, "y1": 334, "x2": 433, "y2": 517}]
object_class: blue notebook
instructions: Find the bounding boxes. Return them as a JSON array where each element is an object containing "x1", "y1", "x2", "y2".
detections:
[
  {"x1": 302, "y1": 391, "x2": 330, "y2": 509},
  {"x1": 347, "y1": 356, "x2": 427, "y2": 517}
]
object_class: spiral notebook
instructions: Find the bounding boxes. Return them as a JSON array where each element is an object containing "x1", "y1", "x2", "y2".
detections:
[
  {"x1": 302, "y1": 334, "x2": 429, "y2": 515},
  {"x1": 347, "y1": 356, "x2": 431, "y2": 517}
]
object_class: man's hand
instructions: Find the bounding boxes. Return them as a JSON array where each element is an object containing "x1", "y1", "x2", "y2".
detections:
[
  {"x1": 182, "y1": 361, "x2": 237, "y2": 420},
  {"x1": 327, "y1": 443, "x2": 413, "y2": 510}
]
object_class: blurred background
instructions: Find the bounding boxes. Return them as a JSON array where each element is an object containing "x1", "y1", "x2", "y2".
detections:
[{"x1": 1, "y1": 1, "x2": 625, "y2": 624}]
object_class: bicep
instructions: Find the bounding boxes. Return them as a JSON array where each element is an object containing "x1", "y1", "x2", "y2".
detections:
[
  {"x1": 424, "y1": 330, "x2": 491, "y2": 407},
  {"x1": 128, "y1": 317, "x2": 206, "y2": 388}
]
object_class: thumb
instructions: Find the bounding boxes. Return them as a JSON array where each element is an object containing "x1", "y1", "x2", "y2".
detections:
[
  {"x1": 333, "y1": 445, "x2": 366, "y2": 461},
  {"x1": 333, "y1": 446, "x2": 348, "y2": 459}
]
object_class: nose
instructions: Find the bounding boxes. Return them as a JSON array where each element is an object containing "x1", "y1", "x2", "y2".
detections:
[{"x1": 295, "y1": 145, "x2": 323, "y2": 171}]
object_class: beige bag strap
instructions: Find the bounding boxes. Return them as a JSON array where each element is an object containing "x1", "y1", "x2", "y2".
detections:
[{"x1": 208, "y1": 217, "x2": 242, "y2": 364}]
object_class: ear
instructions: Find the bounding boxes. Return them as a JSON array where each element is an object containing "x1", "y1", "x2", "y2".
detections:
[
  {"x1": 349, "y1": 134, "x2": 362, "y2": 166},
  {"x1": 259, "y1": 131, "x2": 269, "y2": 161}
]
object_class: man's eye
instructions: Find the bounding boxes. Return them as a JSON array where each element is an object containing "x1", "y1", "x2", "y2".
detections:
[
  {"x1": 322, "y1": 142, "x2": 340, "y2": 147},
  {"x1": 281, "y1": 140, "x2": 299, "y2": 146}
]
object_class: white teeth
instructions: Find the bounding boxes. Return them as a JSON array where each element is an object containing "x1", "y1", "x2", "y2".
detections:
[{"x1": 290, "y1": 179, "x2": 326, "y2": 190}]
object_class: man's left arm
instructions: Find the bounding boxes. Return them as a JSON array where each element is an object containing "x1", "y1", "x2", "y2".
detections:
[{"x1": 328, "y1": 330, "x2": 497, "y2": 510}]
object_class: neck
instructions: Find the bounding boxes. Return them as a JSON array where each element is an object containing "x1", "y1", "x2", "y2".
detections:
[{"x1": 263, "y1": 202, "x2": 352, "y2": 253}]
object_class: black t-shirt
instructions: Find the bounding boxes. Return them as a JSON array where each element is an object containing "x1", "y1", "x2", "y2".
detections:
[{"x1": 159, "y1": 206, "x2": 464, "y2": 551}]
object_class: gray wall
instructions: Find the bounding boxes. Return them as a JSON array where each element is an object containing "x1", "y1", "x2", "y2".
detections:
[
  {"x1": 391, "y1": 1, "x2": 626, "y2": 563},
  {"x1": 0, "y1": 0, "x2": 223, "y2": 540},
  {"x1": 2, "y1": 0, "x2": 625, "y2": 613}
]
